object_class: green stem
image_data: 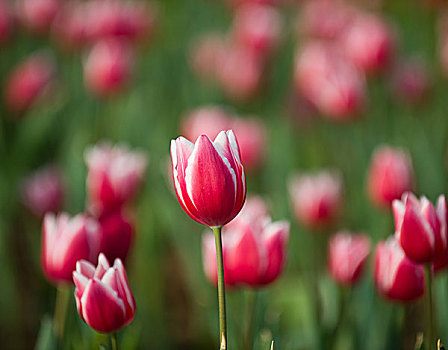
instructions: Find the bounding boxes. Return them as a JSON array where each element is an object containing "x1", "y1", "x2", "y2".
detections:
[
  {"x1": 110, "y1": 332, "x2": 118, "y2": 350},
  {"x1": 424, "y1": 265, "x2": 434, "y2": 350},
  {"x1": 53, "y1": 286, "x2": 70, "y2": 342},
  {"x1": 243, "y1": 290, "x2": 258, "y2": 350},
  {"x1": 212, "y1": 226, "x2": 227, "y2": 350}
]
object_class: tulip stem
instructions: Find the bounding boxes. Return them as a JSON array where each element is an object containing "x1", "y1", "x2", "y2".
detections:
[
  {"x1": 243, "y1": 290, "x2": 258, "y2": 350},
  {"x1": 110, "y1": 332, "x2": 118, "y2": 350},
  {"x1": 53, "y1": 286, "x2": 70, "y2": 343},
  {"x1": 424, "y1": 265, "x2": 434, "y2": 350},
  {"x1": 212, "y1": 226, "x2": 227, "y2": 350}
]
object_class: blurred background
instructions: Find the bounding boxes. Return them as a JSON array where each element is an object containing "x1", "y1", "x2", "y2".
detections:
[{"x1": 1, "y1": 0, "x2": 448, "y2": 348}]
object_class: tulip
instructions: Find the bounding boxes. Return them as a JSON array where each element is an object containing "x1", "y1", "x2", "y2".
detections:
[
  {"x1": 21, "y1": 166, "x2": 64, "y2": 217},
  {"x1": 42, "y1": 213, "x2": 101, "y2": 284},
  {"x1": 0, "y1": 0, "x2": 14, "y2": 45},
  {"x1": 83, "y1": 39, "x2": 134, "y2": 97},
  {"x1": 189, "y1": 33, "x2": 227, "y2": 81},
  {"x1": 73, "y1": 253, "x2": 136, "y2": 333},
  {"x1": 374, "y1": 237, "x2": 425, "y2": 302},
  {"x1": 85, "y1": 142, "x2": 147, "y2": 216},
  {"x1": 393, "y1": 193, "x2": 447, "y2": 263},
  {"x1": 328, "y1": 232, "x2": 370, "y2": 286},
  {"x1": 289, "y1": 171, "x2": 343, "y2": 229},
  {"x1": 170, "y1": 130, "x2": 246, "y2": 227},
  {"x1": 367, "y1": 146, "x2": 414, "y2": 207},
  {"x1": 17, "y1": 0, "x2": 61, "y2": 34}
]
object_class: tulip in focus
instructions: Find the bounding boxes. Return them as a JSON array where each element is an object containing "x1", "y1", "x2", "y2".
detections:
[
  {"x1": 170, "y1": 130, "x2": 246, "y2": 227},
  {"x1": 85, "y1": 142, "x2": 147, "y2": 216},
  {"x1": 367, "y1": 146, "x2": 414, "y2": 207},
  {"x1": 374, "y1": 237, "x2": 425, "y2": 302},
  {"x1": 42, "y1": 213, "x2": 101, "y2": 284},
  {"x1": 21, "y1": 166, "x2": 64, "y2": 217},
  {"x1": 393, "y1": 193, "x2": 447, "y2": 264},
  {"x1": 328, "y1": 231, "x2": 370, "y2": 286},
  {"x1": 289, "y1": 171, "x2": 343, "y2": 229},
  {"x1": 73, "y1": 253, "x2": 136, "y2": 333},
  {"x1": 17, "y1": 0, "x2": 61, "y2": 34}
]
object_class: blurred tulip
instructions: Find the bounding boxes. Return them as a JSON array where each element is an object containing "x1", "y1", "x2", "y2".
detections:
[
  {"x1": 294, "y1": 42, "x2": 366, "y2": 121},
  {"x1": 374, "y1": 237, "x2": 425, "y2": 302},
  {"x1": 202, "y1": 196, "x2": 289, "y2": 287},
  {"x1": 328, "y1": 231, "x2": 370, "y2": 286},
  {"x1": 17, "y1": 0, "x2": 61, "y2": 34},
  {"x1": 289, "y1": 171, "x2": 343, "y2": 229},
  {"x1": 367, "y1": 146, "x2": 414, "y2": 207},
  {"x1": 190, "y1": 33, "x2": 227, "y2": 81},
  {"x1": 98, "y1": 210, "x2": 134, "y2": 263},
  {"x1": 83, "y1": 39, "x2": 134, "y2": 97},
  {"x1": 73, "y1": 253, "x2": 136, "y2": 333},
  {"x1": 42, "y1": 213, "x2": 101, "y2": 284},
  {"x1": 340, "y1": 13, "x2": 395, "y2": 74},
  {"x1": 21, "y1": 166, "x2": 64, "y2": 217},
  {"x1": 85, "y1": 142, "x2": 147, "y2": 216},
  {"x1": 3, "y1": 52, "x2": 56, "y2": 114},
  {"x1": 0, "y1": 0, "x2": 14, "y2": 44},
  {"x1": 170, "y1": 130, "x2": 246, "y2": 227},
  {"x1": 393, "y1": 193, "x2": 447, "y2": 263}
]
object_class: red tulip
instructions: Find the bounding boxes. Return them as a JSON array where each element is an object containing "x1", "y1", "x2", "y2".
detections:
[
  {"x1": 374, "y1": 237, "x2": 425, "y2": 302},
  {"x1": 189, "y1": 33, "x2": 227, "y2": 81},
  {"x1": 17, "y1": 0, "x2": 61, "y2": 34},
  {"x1": 170, "y1": 130, "x2": 246, "y2": 227},
  {"x1": 0, "y1": 0, "x2": 14, "y2": 44},
  {"x1": 289, "y1": 171, "x2": 343, "y2": 229},
  {"x1": 202, "y1": 196, "x2": 289, "y2": 287},
  {"x1": 367, "y1": 146, "x2": 414, "y2": 207},
  {"x1": 73, "y1": 253, "x2": 136, "y2": 333},
  {"x1": 42, "y1": 213, "x2": 101, "y2": 284},
  {"x1": 393, "y1": 193, "x2": 448, "y2": 264},
  {"x1": 328, "y1": 232, "x2": 370, "y2": 286},
  {"x1": 85, "y1": 142, "x2": 147, "y2": 216},
  {"x1": 21, "y1": 166, "x2": 64, "y2": 217}
]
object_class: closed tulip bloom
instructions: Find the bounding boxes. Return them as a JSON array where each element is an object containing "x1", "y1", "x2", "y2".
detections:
[
  {"x1": 170, "y1": 130, "x2": 246, "y2": 227},
  {"x1": 0, "y1": 0, "x2": 14, "y2": 45},
  {"x1": 367, "y1": 146, "x2": 414, "y2": 207},
  {"x1": 289, "y1": 171, "x2": 343, "y2": 229},
  {"x1": 328, "y1": 232, "x2": 370, "y2": 286},
  {"x1": 73, "y1": 253, "x2": 136, "y2": 333},
  {"x1": 374, "y1": 237, "x2": 425, "y2": 302},
  {"x1": 42, "y1": 213, "x2": 101, "y2": 284},
  {"x1": 17, "y1": 0, "x2": 61, "y2": 34},
  {"x1": 85, "y1": 142, "x2": 147, "y2": 216},
  {"x1": 21, "y1": 166, "x2": 64, "y2": 217},
  {"x1": 393, "y1": 193, "x2": 448, "y2": 263},
  {"x1": 189, "y1": 33, "x2": 227, "y2": 81}
]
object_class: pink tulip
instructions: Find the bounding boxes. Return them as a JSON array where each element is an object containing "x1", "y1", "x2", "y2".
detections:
[
  {"x1": 328, "y1": 232, "x2": 370, "y2": 286},
  {"x1": 83, "y1": 39, "x2": 134, "y2": 97},
  {"x1": 374, "y1": 237, "x2": 425, "y2": 302},
  {"x1": 189, "y1": 33, "x2": 227, "y2": 81},
  {"x1": 367, "y1": 146, "x2": 414, "y2": 207},
  {"x1": 42, "y1": 213, "x2": 101, "y2": 284},
  {"x1": 73, "y1": 253, "x2": 136, "y2": 333},
  {"x1": 17, "y1": 0, "x2": 61, "y2": 34},
  {"x1": 393, "y1": 193, "x2": 447, "y2": 263},
  {"x1": 0, "y1": 0, "x2": 14, "y2": 44},
  {"x1": 170, "y1": 130, "x2": 246, "y2": 227},
  {"x1": 294, "y1": 42, "x2": 366, "y2": 121},
  {"x1": 202, "y1": 196, "x2": 289, "y2": 287},
  {"x1": 21, "y1": 166, "x2": 64, "y2": 217},
  {"x1": 85, "y1": 142, "x2": 147, "y2": 216},
  {"x1": 289, "y1": 171, "x2": 343, "y2": 229},
  {"x1": 3, "y1": 52, "x2": 56, "y2": 113}
]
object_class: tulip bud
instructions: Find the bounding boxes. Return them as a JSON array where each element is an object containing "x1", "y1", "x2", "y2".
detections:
[
  {"x1": 393, "y1": 193, "x2": 448, "y2": 264},
  {"x1": 170, "y1": 130, "x2": 246, "y2": 227},
  {"x1": 189, "y1": 33, "x2": 227, "y2": 81},
  {"x1": 83, "y1": 39, "x2": 134, "y2": 97},
  {"x1": 21, "y1": 166, "x2": 64, "y2": 217},
  {"x1": 0, "y1": 0, "x2": 14, "y2": 45},
  {"x1": 85, "y1": 142, "x2": 147, "y2": 216},
  {"x1": 374, "y1": 237, "x2": 425, "y2": 302},
  {"x1": 3, "y1": 52, "x2": 56, "y2": 114},
  {"x1": 17, "y1": 0, "x2": 61, "y2": 34},
  {"x1": 289, "y1": 171, "x2": 343, "y2": 229},
  {"x1": 367, "y1": 146, "x2": 414, "y2": 208},
  {"x1": 42, "y1": 213, "x2": 101, "y2": 284},
  {"x1": 73, "y1": 253, "x2": 136, "y2": 333},
  {"x1": 328, "y1": 232, "x2": 370, "y2": 286}
]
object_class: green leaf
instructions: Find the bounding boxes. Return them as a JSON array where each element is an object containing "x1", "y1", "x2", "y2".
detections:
[{"x1": 34, "y1": 315, "x2": 57, "y2": 350}]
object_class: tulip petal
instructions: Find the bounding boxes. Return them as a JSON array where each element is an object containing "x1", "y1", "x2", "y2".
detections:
[{"x1": 94, "y1": 253, "x2": 111, "y2": 279}]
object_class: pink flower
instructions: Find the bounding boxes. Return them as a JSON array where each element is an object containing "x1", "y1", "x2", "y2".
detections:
[
  {"x1": 73, "y1": 253, "x2": 136, "y2": 333},
  {"x1": 202, "y1": 196, "x2": 289, "y2": 287},
  {"x1": 85, "y1": 142, "x2": 147, "y2": 216},
  {"x1": 170, "y1": 130, "x2": 246, "y2": 227},
  {"x1": 42, "y1": 213, "x2": 101, "y2": 284},
  {"x1": 17, "y1": 0, "x2": 61, "y2": 34},
  {"x1": 393, "y1": 193, "x2": 447, "y2": 263},
  {"x1": 189, "y1": 33, "x2": 227, "y2": 81},
  {"x1": 289, "y1": 171, "x2": 343, "y2": 229},
  {"x1": 367, "y1": 146, "x2": 414, "y2": 207},
  {"x1": 328, "y1": 231, "x2": 370, "y2": 286},
  {"x1": 374, "y1": 237, "x2": 425, "y2": 302},
  {"x1": 0, "y1": 0, "x2": 14, "y2": 44},
  {"x1": 21, "y1": 165, "x2": 64, "y2": 217}
]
